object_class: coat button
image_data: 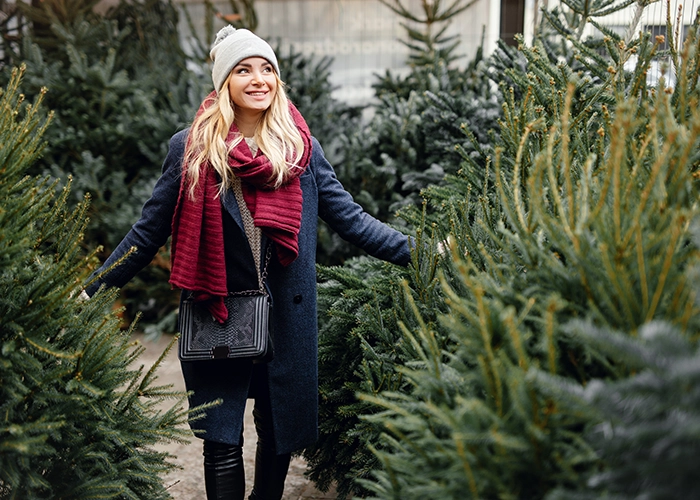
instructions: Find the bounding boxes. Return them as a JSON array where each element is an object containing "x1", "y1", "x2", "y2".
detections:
[{"x1": 293, "y1": 294, "x2": 303, "y2": 304}]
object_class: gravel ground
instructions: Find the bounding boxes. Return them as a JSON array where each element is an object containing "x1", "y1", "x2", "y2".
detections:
[{"x1": 134, "y1": 333, "x2": 336, "y2": 500}]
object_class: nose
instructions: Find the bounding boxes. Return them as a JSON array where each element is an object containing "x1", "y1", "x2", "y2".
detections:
[{"x1": 251, "y1": 69, "x2": 265, "y2": 85}]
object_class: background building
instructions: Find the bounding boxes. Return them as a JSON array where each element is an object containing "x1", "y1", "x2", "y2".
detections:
[
  {"x1": 151, "y1": 0, "x2": 700, "y2": 103},
  {"x1": 178, "y1": 0, "x2": 496, "y2": 105}
]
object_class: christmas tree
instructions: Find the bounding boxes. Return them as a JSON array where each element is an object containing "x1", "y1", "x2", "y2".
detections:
[
  {"x1": 0, "y1": 66, "x2": 206, "y2": 499},
  {"x1": 546, "y1": 314, "x2": 700, "y2": 499},
  {"x1": 308, "y1": 0, "x2": 700, "y2": 498},
  {"x1": 359, "y1": 6, "x2": 700, "y2": 500},
  {"x1": 0, "y1": 0, "x2": 208, "y2": 329}
]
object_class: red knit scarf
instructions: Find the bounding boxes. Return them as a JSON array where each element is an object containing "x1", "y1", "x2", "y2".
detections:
[{"x1": 169, "y1": 92, "x2": 312, "y2": 322}]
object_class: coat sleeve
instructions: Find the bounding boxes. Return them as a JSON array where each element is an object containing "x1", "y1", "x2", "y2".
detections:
[
  {"x1": 84, "y1": 129, "x2": 188, "y2": 296},
  {"x1": 312, "y1": 138, "x2": 412, "y2": 267}
]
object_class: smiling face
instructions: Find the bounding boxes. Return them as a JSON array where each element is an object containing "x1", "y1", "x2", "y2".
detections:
[{"x1": 227, "y1": 56, "x2": 278, "y2": 124}]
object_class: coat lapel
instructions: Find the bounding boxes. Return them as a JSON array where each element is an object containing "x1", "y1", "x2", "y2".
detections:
[{"x1": 221, "y1": 189, "x2": 244, "y2": 231}]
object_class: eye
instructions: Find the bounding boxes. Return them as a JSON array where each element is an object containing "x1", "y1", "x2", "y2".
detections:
[
  {"x1": 235, "y1": 67, "x2": 249, "y2": 74},
  {"x1": 262, "y1": 66, "x2": 273, "y2": 73}
]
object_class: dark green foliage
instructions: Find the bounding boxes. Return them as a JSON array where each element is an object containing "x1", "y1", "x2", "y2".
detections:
[
  {"x1": 357, "y1": 274, "x2": 599, "y2": 499},
  {"x1": 107, "y1": 0, "x2": 191, "y2": 82},
  {"x1": 358, "y1": 10, "x2": 700, "y2": 500},
  {"x1": 0, "y1": 0, "x2": 208, "y2": 326},
  {"x1": 546, "y1": 318, "x2": 700, "y2": 500},
  {"x1": 303, "y1": 227, "x2": 442, "y2": 498},
  {"x1": 304, "y1": 1, "x2": 500, "y2": 267},
  {"x1": 0, "y1": 66, "x2": 207, "y2": 500},
  {"x1": 303, "y1": 259, "x2": 412, "y2": 498},
  {"x1": 361, "y1": 92, "x2": 700, "y2": 497},
  {"x1": 309, "y1": 2, "x2": 700, "y2": 498},
  {"x1": 14, "y1": 0, "x2": 103, "y2": 52},
  {"x1": 304, "y1": 0, "x2": 502, "y2": 493},
  {"x1": 333, "y1": 48, "x2": 500, "y2": 255}
]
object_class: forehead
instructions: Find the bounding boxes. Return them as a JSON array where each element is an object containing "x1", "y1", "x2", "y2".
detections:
[{"x1": 235, "y1": 57, "x2": 272, "y2": 67}]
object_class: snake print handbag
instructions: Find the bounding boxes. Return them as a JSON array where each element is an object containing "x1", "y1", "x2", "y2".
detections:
[
  {"x1": 178, "y1": 246, "x2": 273, "y2": 362},
  {"x1": 178, "y1": 293, "x2": 271, "y2": 361}
]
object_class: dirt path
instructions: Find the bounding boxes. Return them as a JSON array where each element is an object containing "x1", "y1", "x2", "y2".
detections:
[{"x1": 134, "y1": 333, "x2": 335, "y2": 500}]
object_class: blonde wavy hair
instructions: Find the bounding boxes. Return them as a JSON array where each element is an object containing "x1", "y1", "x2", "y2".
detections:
[{"x1": 184, "y1": 71, "x2": 305, "y2": 200}]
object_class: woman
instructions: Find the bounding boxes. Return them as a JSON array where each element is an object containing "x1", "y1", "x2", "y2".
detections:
[{"x1": 84, "y1": 26, "x2": 412, "y2": 500}]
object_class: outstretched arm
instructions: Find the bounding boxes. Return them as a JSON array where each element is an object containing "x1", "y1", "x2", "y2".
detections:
[
  {"x1": 84, "y1": 129, "x2": 188, "y2": 296},
  {"x1": 313, "y1": 138, "x2": 412, "y2": 267}
]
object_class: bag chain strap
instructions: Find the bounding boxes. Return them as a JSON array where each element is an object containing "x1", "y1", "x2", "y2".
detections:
[{"x1": 228, "y1": 244, "x2": 272, "y2": 297}]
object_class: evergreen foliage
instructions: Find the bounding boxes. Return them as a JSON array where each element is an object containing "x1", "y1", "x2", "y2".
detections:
[
  {"x1": 362, "y1": 24, "x2": 700, "y2": 500},
  {"x1": 378, "y1": 0, "x2": 477, "y2": 66},
  {"x1": 0, "y1": 0, "x2": 208, "y2": 327},
  {"x1": 303, "y1": 231, "x2": 443, "y2": 498},
  {"x1": 0, "y1": 66, "x2": 205, "y2": 500},
  {"x1": 309, "y1": 1, "x2": 700, "y2": 498},
  {"x1": 304, "y1": 0, "x2": 501, "y2": 493},
  {"x1": 328, "y1": 46, "x2": 500, "y2": 265},
  {"x1": 546, "y1": 317, "x2": 700, "y2": 499}
]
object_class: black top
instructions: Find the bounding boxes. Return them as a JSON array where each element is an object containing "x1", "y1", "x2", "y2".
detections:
[{"x1": 221, "y1": 205, "x2": 263, "y2": 293}]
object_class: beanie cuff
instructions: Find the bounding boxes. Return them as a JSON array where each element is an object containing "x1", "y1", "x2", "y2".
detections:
[{"x1": 210, "y1": 26, "x2": 280, "y2": 93}]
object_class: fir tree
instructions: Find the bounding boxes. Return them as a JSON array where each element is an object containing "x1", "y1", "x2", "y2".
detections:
[
  {"x1": 0, "y1": 0, "x2": 208, "y2": 328},
  {"x1": 303, "y1": 0, "x2": 499, "y2": 494},
  {"x1": 355, "y1": 6, "x2": 700, "y2": 500},
  {"x1": 0, "y1": 66, "x2": 207, "y2": 499},
  {"x1": 309, "y1": 1, "x2": 700, "y2": 498},
  {"x1": 546, "y1": 317, "x2": 700, "y2": 499},
  {"x1": 303, "y1": 227, "x2": 443, "y2": 498},
  {"x1": 325, "y1": 0, "x2": 499, "y2": 265},
  {"x1": 378, "y1": 0, "x2": 476, "y2": 67}
]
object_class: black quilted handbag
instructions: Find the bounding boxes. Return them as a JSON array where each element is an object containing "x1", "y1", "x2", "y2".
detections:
[
  {"x1": 178, "y1": 246, "x2": 272, "y2": 362},
  {"x1": 178, "y1": 293, "x2": 271, "y2": 361}
]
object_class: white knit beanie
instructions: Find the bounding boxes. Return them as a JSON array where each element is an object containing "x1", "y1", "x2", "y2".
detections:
[{"x1": 210, "y1": 25, "x2": 280, "y2": 93}]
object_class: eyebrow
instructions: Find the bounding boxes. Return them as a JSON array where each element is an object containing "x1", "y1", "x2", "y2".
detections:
[{"x1": 235, "y1": 61, "x2": 272, "y2": 68}]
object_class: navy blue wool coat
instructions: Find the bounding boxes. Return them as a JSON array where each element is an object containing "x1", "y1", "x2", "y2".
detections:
[{"x1": 86, "y1": 129, "x2": 412, "y2": 454}]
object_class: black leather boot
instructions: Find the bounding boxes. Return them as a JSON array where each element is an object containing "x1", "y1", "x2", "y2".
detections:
[
  {"x1": 203, "y1": 439, "x2": 246, "y2": 500},
  {"x1": 248, "y1": 397, "x2": 291, "y2": 500}
]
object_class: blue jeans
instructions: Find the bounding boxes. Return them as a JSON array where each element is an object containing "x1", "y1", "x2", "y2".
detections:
[{"x1": 203, "y1": 370, "x2": 291, "y2": 500}]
